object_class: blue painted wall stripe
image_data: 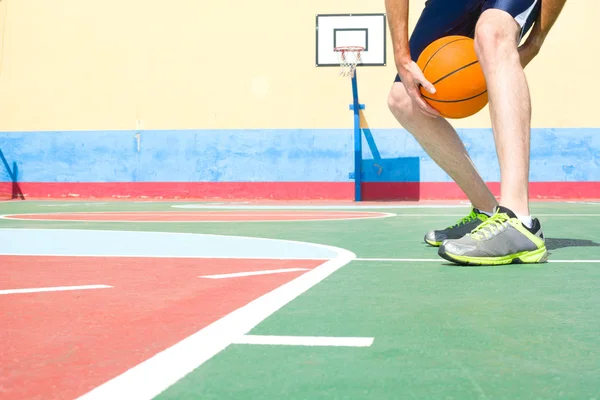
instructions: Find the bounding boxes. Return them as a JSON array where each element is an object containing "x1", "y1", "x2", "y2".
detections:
[{"x1": 0, "y1": 129, "x2": 598, "y2": 183}]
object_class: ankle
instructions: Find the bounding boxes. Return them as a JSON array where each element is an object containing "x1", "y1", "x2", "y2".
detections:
[
  {"x1": 497, "y1": 204, "x2": 533, "y2": 228},
  {"x1": 498, "y1": 201, "x2": 529, "y2": 218},
  {"x1": 515, "y1": 212, "x2": 533, "y2": 228},
  {"x1": 472, "y1": 202, "x2": 497, "y2": 217}
]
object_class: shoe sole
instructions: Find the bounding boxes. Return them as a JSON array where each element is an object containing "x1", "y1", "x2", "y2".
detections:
[
  {"x1": 438, "y1": 246, "x2": 548, "y2": 266},
  {"x1": 424, "y1": 215, "x2": 488, "y2": 248},
  {"x1": 424, "y1": 237, "x2": 442, "y2": 247}
]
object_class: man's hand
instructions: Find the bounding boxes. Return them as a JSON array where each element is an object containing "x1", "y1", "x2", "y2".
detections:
[
  {"x1": 385, "y1": 0, "x2": 440, "y2": 118},
  {"x1": 518, "y1": 0, "x2": 567, "y2": 68},
  {"x1": 397, "y1": 60, "x2": 441, "y2": 118}
]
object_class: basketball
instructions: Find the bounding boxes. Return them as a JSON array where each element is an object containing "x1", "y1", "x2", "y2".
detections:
[{"x1": 416, "y1": 35, "x2": 488, "y2": 119}]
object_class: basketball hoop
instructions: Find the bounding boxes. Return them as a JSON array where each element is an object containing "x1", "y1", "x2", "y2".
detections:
[{"x1": 334, "y1": 46, "x2": 364, "y2": 78}]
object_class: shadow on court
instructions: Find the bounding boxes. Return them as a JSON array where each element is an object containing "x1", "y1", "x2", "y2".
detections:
[
  {"x1": 360, "y1": 111, "x2": 421, "y2": 201},
  {"x1": 546, "y1": 237, "x2": 600, "y2": 251},
  {"x1": 0, "y1": 149, "x2": 24, "y2": 200},
  {"x1": 439, "y1": 237, "x2": 600, "y2": 266}
]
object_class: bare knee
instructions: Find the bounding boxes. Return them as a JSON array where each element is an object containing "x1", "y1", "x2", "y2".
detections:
[
  {"x1": 474, "y1": 10, "x2": 520, "y2": 65},
  {"x1": 387, "y1": 83, "x2": 414, "y2": 122}
]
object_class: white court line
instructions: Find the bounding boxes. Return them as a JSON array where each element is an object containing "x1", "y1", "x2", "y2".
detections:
[
  {"x1": 0, "y1": 252, "x2": 328, "y2": 260},
  {"x1": 391, "y1": 214, "x2": 600, "y2": 217},
  {"x1": 172, "y1": 204, "x2": 470, "y2": 210},
  {"x1": 355, "y1": 258, "x2": 600, "y2": 263},
  {"x1": 356, "y1": 258, "x2": 440, "y2": 262},
  {"x1": 0, "y1": 284, "x2": 112, "y2": 295},
  {"x1": 6, "y1": 212, "x2": 598, "y2": 224},
  {"x1": 76, "y1": 243, "x2": 356, "y2": 400},
  {"x1": 534, "y1": 214, "x2": 600, "y2": 217},
  {"x1": 0, "y1": 211, "x2": 396, "y2": 223},
  {"x1": 233, "y1": 335, "x2": 374, "y2": 347},
  {"x1": 37, "y1": 203, "x2": 107, "y2": 207},
  {"x1": 199, "y1": 268, "x2": 310, "y2": 279},
  {"x1": 6, "y1": 212, "x2": 386, "y2": 216}
]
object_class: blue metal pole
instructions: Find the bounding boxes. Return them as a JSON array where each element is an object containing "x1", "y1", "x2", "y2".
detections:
[{"x1": 351, "y1": 70, "x2": 362, "y2": 202}]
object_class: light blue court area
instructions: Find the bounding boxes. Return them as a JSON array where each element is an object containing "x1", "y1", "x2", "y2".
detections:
[{"x1": 0, "y1": 229, "x2": 341, "y2": 259}]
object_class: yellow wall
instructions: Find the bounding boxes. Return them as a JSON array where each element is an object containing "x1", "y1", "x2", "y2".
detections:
[{"x1": 0, "y1": 0, "x2": 595, "y2": 131}]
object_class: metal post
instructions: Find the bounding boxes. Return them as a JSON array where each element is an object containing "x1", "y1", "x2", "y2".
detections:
[{"x1": 351, "y1": 70, "x2": 362, "y2": 202}]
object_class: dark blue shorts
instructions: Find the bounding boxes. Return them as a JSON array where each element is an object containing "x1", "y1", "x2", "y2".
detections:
[{"x1": 394, "y1": 0, "x2": 540, "y2": 82}]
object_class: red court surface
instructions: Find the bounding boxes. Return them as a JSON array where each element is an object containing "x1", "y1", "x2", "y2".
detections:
[
  {"x1": 0, "y1": 255, "x2": 322, "y2": 400},
  {"x1": 2, "y1": 211, "x2": 392, "y2": 222}
]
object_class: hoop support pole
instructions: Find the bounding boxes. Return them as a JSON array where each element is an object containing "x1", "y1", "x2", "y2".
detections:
[{"x1": 350, "y1": 70, "x2": 364, "y2": 202}]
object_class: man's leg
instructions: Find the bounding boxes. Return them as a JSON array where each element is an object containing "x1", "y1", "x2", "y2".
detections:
[
  {"x1": 474, "y1": 0, "x2": 540, "y2": 222},
  {"x1": 388, "y1": 0, "x2": 497, "y2": 246},
  {"x1": 438, "y1": 0, "x2": 547, "y2": 265},
  {"x1": 388, "y1": 85, "x2": 497, "y2": 213},
  {"x1": 388, "y1": 0, "x2": 497, "y2": 213}
]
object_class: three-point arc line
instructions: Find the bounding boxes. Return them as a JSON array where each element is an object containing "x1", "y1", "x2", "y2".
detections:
[{"x1": 0, "y1": 228, "x2": 373, "y2": 400}]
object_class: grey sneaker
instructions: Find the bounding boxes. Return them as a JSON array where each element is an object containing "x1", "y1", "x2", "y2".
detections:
[
  {"x1": 438, "y1": 206, "x2": 547, "y2": 266},
  {"x1": 424, "y1": 208, "x2": 490, "y2": 247}
]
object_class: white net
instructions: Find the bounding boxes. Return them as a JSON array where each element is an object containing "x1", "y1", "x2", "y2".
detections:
[{"x1": 334, "y1": 46, "x2": 364, "y2": 78}]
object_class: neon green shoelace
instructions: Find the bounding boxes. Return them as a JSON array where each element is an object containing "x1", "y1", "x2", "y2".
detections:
[
  {"x1": 448, "y1": 209, "x2": 477, "y2": 229},
  {"x1": 470, "y1": 212, "x2": 510, "y2": 240}
]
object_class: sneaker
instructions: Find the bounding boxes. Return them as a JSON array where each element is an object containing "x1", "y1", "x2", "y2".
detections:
[
  {"x1": 438, "y1": 206, "x2": 547, "y2": 266},
  {"x1": 424, "y1": 208, "x2": 490, "y2": 247}
]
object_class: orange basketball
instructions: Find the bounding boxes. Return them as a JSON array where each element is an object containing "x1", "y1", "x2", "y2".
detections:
[{"x1": 416, "y1": 36, "x2": 488, "y2": 119}]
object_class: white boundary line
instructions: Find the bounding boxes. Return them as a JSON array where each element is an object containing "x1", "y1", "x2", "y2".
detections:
[
  {"x1": 232, "y1": 335, "x2": 374, "y2": 347},
  {"x1": 391, "y1": 214, "x2": 600, "y2": 217},
  {"x1": 0, "y1": 252, "x2": 329, "y2": 260},
  {"x1": 21, "y1": 254, "x2": 600, "y2": 263},
  {"x1": 172, "y1": 204, "x2": 470, "y2": 210},
  {"x1": 5, "y1": 211, "x2": 600, "y2": 223},
  {"x1": 0, "y1": 211, "x2": 396, "y2": 223},
  {"x1": 529, "y1": 214, "x2": 600, "y2": 217},
  {"x1": 356, "y1": 258, "x2": 441, "y2": 262},
  {"x1": 396, "y1": 214, "x2": 600, "y2": 218},
  {"x1": 199, "y1": 268, "x2": 310, "y2": 279},
  {"x1": 0, "y1": 284, "x2": 112, "y2": 295},
  {"x1": 355, "y1": 258, "x2": 600, "y2": 263},
  {"x1": 133, "y1": 201, "x2": 252, "y2": 205},
  {"x1": 74, "y1": 232, "x2": 356, "y2": 400},
  {"x1": 37, "y1": 203, "x2": 108, "y2": 207}
]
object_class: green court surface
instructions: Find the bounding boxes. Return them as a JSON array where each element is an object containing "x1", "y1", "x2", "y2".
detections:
[{"x1": 1, "y1": 200, "x2": 600, "y2": 399}]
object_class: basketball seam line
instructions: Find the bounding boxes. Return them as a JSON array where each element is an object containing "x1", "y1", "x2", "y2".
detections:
[
  {"x1": 422, "y1": 89, "x2": 487, "y2": 103},
  {"x1": 431, "y1": 60, "x2": 480, "y2": 85},
  {"x1": 422, "y1": 38, "x2": 470, "y2": 74}
]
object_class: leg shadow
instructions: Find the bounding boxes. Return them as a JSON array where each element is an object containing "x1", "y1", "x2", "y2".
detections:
[
  {"x1": 360, "y1": 111, "x2": 421, "y2": 201},
  {"x1": 546, "y1": 238, "x2": 600, "y2": 251},
  {"x1": 0, "y1": 149, "x2": 24, "y2": 200},
  {"x1": 438, "y1": 238, "x2": 600, "y2": 267}
]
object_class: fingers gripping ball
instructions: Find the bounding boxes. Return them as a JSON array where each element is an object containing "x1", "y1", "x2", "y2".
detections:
[{"x1": 416, "y1": 36, "x2": 488, "y2": 119}]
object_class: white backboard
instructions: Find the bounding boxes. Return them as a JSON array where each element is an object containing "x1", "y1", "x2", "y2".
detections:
[{"x1": 316, "y1": 14, "x2": 386, "y2": 67}]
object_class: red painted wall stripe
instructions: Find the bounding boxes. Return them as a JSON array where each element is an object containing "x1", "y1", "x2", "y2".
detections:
[
  {"x1": 10, "y1": 182, "x2": 353, "y2": 200},
  {"x1": 362, "y1": 182, "x2": 600, "y2": 200},
  {"x1": 6, "y1": 181, "x2": 600, "y2": 200},
  {"x1": 0, "y1": 181, "x2": 11, "y2": 199}
]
